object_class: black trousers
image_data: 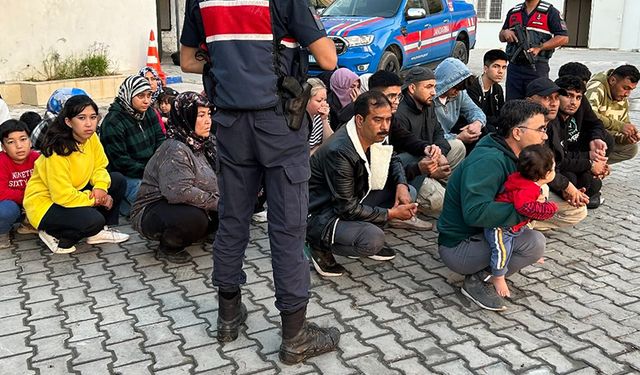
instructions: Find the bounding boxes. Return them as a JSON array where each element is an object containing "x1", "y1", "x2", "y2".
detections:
[
  {"x1": 140, "y1": 199, "x2": 217, "y2": 250},
  {"x1": 506, "y1": 62, "x2": 551, "y2": 101},
  {"x1": 39, "y1": 172, "x2": 126, "y2": 247}
]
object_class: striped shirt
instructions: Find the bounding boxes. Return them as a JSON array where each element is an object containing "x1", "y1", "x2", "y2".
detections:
[{"x1": 309, "y1": 114, "x2": 325, "y2": 149}]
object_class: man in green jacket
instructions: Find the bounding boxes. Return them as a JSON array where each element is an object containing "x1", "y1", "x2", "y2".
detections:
[
  {"x1": 437, "y1": 100, "x2": 548, "y2": 311},
  {"x1": 586, "y1": 65, "x2": 640, "y2": 164}
]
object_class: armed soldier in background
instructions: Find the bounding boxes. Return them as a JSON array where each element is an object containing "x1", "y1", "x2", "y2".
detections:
[{"x1": 499, "y1": 0, "x2": 569, "y2": 100}]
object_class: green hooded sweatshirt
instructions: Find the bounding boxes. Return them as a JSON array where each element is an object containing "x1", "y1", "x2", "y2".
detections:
[
  {"x1": 437, "y1": 134, "x2": 523, "y2": 247},
  {"x1": 586, "y1": 69, "x2": 630, "y2": 134}
]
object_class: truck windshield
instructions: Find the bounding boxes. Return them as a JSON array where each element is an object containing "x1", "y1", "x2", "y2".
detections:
[{"x1": 322, "y1": 0, "x2": 402, "y2": 18}]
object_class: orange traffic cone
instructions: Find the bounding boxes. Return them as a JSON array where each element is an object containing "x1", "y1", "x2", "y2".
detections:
[{"x1": 146, "y1": 30, "x2": 167, "y2": 84}]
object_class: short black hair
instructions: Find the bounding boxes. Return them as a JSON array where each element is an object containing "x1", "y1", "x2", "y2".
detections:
[
  {"x1": 496, "y1": 100, "x2": 549, "y2": 137},
  {"x1": 0, "y1": 119, "x2": 30, "y2": 142},
  {"x1": 483, "y1": 49, "x2": 508, "y2": 66},
  {"x1": 368, "y1": 71, "x2": 403, "y2": 90},
  {"x1": 558, "y1": 62, "x2": 591, "y2": 82},
  {"x1": 19, "y1": 111, "x2": 42, "y2": 134},
  {"x1": 555, "y1": 75, "x2": 586, "y2": 94},
  {"x1": 354, "y1": 91, "x2": 391, "y2": 119},
  {"x1": 611, "y1": 64, "x2": 640, "y2": 83},
  {"x1": 518, "y1": 144, "x2": 555, "y2": 181}
]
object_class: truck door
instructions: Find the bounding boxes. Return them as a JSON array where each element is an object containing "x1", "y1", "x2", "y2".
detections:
[
  {"x1": 423, "y1": 0, "x2": 453, "y2": 62},
  {"x1": 399, "y1": 0, "x2": 431, "y2": 68}
]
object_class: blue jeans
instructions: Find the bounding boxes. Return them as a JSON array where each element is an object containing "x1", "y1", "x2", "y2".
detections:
[
  {"x1": 484, "y1": 227, "x2": 524, "y2": 276},
  {"x1": 0, "y1": 200, "x2": 22, "y2": 234},
  {"x1": 120, "y1": 177, "x2": 141, "y2": 217}
]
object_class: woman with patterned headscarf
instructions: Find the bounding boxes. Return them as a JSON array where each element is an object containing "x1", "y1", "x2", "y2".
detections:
[
  {"x1": 139, "y1": 66, "x2": 168, "y2": 133},
  {"x1": 131, "y1": 92, "x2": 219, "y2": 263},
  {"x1": 100, "y1": 75, "x2": 165, "y2": 217}
]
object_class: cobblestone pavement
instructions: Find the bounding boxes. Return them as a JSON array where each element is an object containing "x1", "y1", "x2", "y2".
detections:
[{"x1": 2, "y1": 49, "x2": 640, "y2": 374}]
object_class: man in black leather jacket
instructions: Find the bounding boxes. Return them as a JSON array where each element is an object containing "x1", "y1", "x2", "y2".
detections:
[{"x1": 305, "y1": 91, "x2": 422, "y2": 277}]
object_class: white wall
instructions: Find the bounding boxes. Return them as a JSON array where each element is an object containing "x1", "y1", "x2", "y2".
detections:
[
  {"x1": 617, "y1": 0, "x2": 640, "y2": 51},
  {"x1": 474, "y1": 0, "x2": 565, "y2": 50},
  {"x1": 0, "y1": 0, "x2": 158, "y2": 82},
  {"x1": 588, "y1": 0, "x2": 624, "y2": 49}
]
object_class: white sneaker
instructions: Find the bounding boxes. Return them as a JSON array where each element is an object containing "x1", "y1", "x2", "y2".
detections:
[
  {"x1": 38, "y1": 231, "x2": 76, "y2": 254},
  {"x1": 252, "y1": 210, "x2": 268, "y2": 223},
  {"x1": 86, "y1": 227, "x2": 130, "y2": 245}
]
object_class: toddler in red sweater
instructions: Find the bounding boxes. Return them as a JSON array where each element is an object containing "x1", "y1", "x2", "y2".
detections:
[
  {"x1": 485, "y1": 144, "x2": 558, "y2": 297},
  {"x1": 0, "y1": 119, "x2": 40, "y2": 248}
]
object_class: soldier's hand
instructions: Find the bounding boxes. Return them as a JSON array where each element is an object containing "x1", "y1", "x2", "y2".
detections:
[
  {"x1": 502, "y1": 29, "x2": 518, "y2": 43},
  {"x1": 528, "y1": 47, "x2": 542, "y2": 56}
]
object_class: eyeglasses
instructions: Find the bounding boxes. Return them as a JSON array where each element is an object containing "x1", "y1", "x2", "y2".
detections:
[
  {"x1": 386, "y1": 93, "x2": 404, "y2": 102},
  {"x1": 517, "y1": 126, "x2": 548, "y2": 133}
]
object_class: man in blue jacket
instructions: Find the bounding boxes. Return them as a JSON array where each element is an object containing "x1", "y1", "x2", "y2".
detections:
[{"x1": 434, "y1": 58, "x2": 487, "y2": 154}]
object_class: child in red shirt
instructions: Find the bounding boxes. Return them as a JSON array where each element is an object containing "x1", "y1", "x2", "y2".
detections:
[
  {"x1": 0, "y1": 119, "x2": 40, "y2": 248},
  {"x1": 485, "y1": 144, "x2": 558, "y2": 298}
]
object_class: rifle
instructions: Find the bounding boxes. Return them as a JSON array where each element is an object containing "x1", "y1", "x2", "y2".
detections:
[{"x1": 511, "y1": 23, "x2": 536, "y2": 71}]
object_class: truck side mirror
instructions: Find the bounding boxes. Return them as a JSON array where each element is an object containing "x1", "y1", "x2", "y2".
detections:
[{"x1": 406, "y1": 8, "x2": 427, "y2": 20}]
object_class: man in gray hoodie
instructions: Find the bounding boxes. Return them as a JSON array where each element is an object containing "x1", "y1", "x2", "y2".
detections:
[{"x1": 434, "y1": 58, "x2": 488, "y2": 154}]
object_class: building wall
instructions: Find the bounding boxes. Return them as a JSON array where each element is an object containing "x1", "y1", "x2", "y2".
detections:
[
  {"x1": 0, "y1": 0, "x2": 158, "y2": 82},
  {"x1": 161, "y1": 0, "x2": 187, "y2": 55},
  {"x1": 589, "y1": 0, "x2": 640, "y2": 51}
]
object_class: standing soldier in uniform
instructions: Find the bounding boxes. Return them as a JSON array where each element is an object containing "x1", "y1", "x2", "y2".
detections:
[
  {"x1": 499, "y1": 0, "x2": 569, "y2": 100},
  {"x1": 179, "y1": 0, "x2": 338, "y2": 365}
]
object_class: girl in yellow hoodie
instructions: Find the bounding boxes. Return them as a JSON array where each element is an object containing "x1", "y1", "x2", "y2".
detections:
[{"x1": 24, "y1": 95, "x2": 129, "y2": 254}]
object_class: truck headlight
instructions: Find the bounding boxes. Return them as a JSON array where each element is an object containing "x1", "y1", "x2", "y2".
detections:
[{"x1": 344, "y1": 35, "x2": 374, "y2": 47}]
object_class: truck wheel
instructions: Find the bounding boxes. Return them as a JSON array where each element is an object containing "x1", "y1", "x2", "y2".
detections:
[
  {"x1": 452, "y1": 40, "x2": 469, "y2": 64},
  {"x1": 377, "y1": 51, "x2": 400, "y2": 73}
]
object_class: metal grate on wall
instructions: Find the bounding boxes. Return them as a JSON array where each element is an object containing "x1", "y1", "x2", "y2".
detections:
[{"x1": 476, "y1": 0, "x2": 503, "y2": 20}]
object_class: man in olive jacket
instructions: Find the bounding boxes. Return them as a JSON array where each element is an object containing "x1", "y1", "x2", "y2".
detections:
[{"x1": 438, "y1": 100, "x2": 548, "y2": 311}]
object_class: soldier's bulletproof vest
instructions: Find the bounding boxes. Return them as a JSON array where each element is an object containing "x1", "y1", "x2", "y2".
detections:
[
  {"x1": 197, "y1": 0, "x2": 308, "y2": 110},
  {"x1": 505, "y1": 1, "x2": 555, "y2": 63}
]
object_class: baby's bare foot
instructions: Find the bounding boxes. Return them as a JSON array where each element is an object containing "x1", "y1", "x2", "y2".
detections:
[
  {"x1": 536, "y1": 257, "x2": 545, "y2": 264},
  {"x1": 491, "y1": 276, "x2": 511, "y2": 298}
]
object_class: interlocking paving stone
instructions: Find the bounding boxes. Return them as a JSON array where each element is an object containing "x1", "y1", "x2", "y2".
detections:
[
  {"x1": 0, "y1": 331, "x2": 32, "y2": 359},
  {"x1": 570, "y1": 347, "x2": 629, "y2": 374},
  {"x1": 72, "y1": 358, "x2": 113, "y2": 375},
  {"x1": 30, "y1": 333, "x2": 71, "y2": 362},
  {"x1": 530, "y1": 347, "x2": 584, "y2": 374},
  {"x1": 146, "y1": 340, "x2": 194, "y2": 371},
  {"x1": 31, "y1": 355, "x2": 74, "y2": 375},
  {"x1": 449, "y1": 341, "x2": 499, "y2": 369},
  {"x1": 224, "y1": 346, "x2": 274, "y2": 374},
  {"x1": 107, "y1": 338, "x2": 151, "y2": 367}
]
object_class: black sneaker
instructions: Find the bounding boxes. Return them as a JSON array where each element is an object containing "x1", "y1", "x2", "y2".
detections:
[
  {"x1": 304, "y1": 244, "x2": 346, "y2": 277},
  {"x1": 367, "y1": 247, "x2": 396, "y2": 261},
  {"x1": 461, "y1": 272, "x2": 507, "y2": 311},
  {"x1": 279, "y1": 322, "x2": 340, "y2": 365},
  {"x1": 156, "y1": 246, "x2": 192, "y2": 264},
  {"x1": 587, "y1": 193, "x2": 603, "y2": 209}
]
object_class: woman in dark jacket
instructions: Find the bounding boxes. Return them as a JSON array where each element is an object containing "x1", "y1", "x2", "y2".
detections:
[{"x1": 131, "y1": 92, "x2": 219, "y2": 263}]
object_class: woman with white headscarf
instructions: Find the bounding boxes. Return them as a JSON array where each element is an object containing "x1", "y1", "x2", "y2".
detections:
[{"x1": 100, "y1": 75, "x2": 165, "y2": 216}]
